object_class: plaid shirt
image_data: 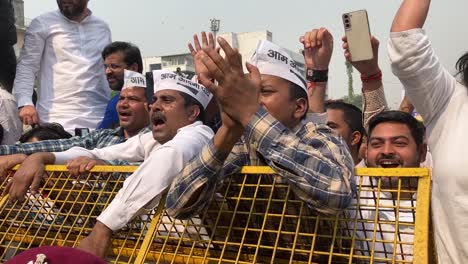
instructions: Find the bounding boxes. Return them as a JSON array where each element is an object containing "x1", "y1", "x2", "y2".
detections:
[
  {"x1": 166, "y1": 107, "x2": 356, "y2": 218},
  {"x1": 0, "y1": 127, "x2": 151, "y2": 165}
]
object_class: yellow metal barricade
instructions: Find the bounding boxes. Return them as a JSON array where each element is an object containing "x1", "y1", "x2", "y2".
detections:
[{"x1": 0, "y1": 166, "x2": 431, "y2": 263}]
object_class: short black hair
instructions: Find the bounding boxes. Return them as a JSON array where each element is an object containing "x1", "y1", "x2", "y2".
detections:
[
  {"x1": 288, "y1": 82, "x2": 308, "y2": 119},
  {"x1": 179, "y1": 92, "x2": 206, "y2": 124},
  {"x1": 19, "y1": 123, "x2": 73, "y2": 143},
  {"x1": 325, "y1": 100, "x2": 365, "y2": 147},
  {"x1": 368, "y1": 111, "x2": 425, "y2": 147},
  {"x1": 456, "y1": 51, "x2": 468, "y2": 86},
  {"x1": 101, "y1": 41, "x2": 143, "y2": 73}
]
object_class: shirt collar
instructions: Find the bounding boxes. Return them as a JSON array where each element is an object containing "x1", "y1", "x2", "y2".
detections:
[{"x1": 176, "y1": 121, "x2": 203, "y2": 133}]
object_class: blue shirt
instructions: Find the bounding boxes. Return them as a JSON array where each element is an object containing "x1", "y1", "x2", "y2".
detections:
[{"x1": 98, "y1": 93, "x2": 120, "y2": 129}]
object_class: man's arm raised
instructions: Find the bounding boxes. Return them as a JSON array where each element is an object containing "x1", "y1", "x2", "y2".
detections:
[{"x1": 391, "y1": 0, "x2": 431, "y2": 32}]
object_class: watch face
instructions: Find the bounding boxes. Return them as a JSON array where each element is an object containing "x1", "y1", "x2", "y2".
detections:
[{"x1": 306, "y1": 69, "x2": 314, "y2": 81}]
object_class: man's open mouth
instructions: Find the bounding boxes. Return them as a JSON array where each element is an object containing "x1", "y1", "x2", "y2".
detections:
[{"x1": 378, "y1": 159, "x2": 401, "y2": 168}]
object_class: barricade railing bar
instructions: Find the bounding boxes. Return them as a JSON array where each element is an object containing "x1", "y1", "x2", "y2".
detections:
[{"x1": 0, "y1": 166, "x2": 431, "y2": 264}]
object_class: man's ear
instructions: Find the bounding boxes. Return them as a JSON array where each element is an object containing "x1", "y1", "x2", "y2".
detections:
[
  {"x1": 129, "y1": 63, "x2": 139, "y2": 72},
  {"x1": 351, "y1": 131, "x2": 362, "y2": 148},
  {"x1": 187, "y1": 105, "x2": 201, "y2": 122},
  {"x1": 294, "y1": 97, "x2": 308, "y2": 120},
  {"x1": 418, "y1": 143, "x2": 428, "y2": 163}
]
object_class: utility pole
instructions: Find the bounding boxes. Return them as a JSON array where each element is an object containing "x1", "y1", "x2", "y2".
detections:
[{"x1": 210, "y1": 18, "x2": 220, "y2": 45}]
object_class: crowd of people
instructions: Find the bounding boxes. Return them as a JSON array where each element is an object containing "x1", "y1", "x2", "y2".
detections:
[{"x1": 0, "y1": 0, "x2": 465, "y2": 263}]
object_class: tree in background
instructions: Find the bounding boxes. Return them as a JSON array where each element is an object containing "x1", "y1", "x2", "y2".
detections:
[{"x1": 341, "y1": 61, "x2": 362, "y2": 109}]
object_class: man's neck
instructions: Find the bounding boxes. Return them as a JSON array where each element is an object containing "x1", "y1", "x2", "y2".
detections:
[
  {"x1": 351, "y1": 149, "x2": 360, "y2": 166},
  {"x1": 66, "y1": 8, "x2": 91, "y2": 23},
  {"x1": 123, "y1": 129, "x2": 137, "y2": 139}
]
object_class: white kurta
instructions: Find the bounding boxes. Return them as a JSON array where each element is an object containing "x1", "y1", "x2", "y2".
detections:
[
  {"x1": 53, "y1": 121, "x2": 214, "y2": 231},
  {"x1": 13, "y1": 10, "x2": 111, "y2": 133},
  {"x1": 347, "y1": 174, "x2": 415, "y2": 261},
  {"x1": 389, "y1": 28, "x2": 468, "y2": 264}
]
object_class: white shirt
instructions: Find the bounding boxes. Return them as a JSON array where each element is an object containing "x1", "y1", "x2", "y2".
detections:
[
  {"x1": 347, "y1": 175, "x2": 415, "y2": 261},
  {"x1": 13, "y1": 10, "x2": 111, "y2": 133},
  {"x1": 389, "y1": 28, "x2": 468, "y2": 264},
  {"x1": 0, "y1": 88, "x2": 22, "y2": 144},
  {"x1": 53, "y1": 121, "x2": 214, "y2": 231}
]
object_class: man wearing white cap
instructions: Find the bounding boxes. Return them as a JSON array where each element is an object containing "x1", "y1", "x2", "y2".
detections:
[
  {"x1": 166, "y1": 34, "x2": 354, "y2": 219},
  {"x1": 6, "y1": 70, "x2": 214, "y2": 258},
  {"x1": 0, "y1": 69, "x2": 151, "y2": 178}
]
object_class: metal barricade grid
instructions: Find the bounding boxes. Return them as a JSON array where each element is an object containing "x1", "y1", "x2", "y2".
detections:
[{"x1": 0, "y1": 166, "x2": 430, "y2": 264}]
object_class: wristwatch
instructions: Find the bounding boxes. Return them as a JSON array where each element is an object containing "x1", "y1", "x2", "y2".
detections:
[{"x1": 306, "y1": 69, "x2": 328, "y2": 82}]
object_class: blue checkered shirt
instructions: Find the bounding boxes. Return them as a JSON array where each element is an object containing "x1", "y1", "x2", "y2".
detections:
[
  {"x1": 166, "y1": 108, "x2": 356, "y2": 218},
  {"x1": 0, "y1": 127, "x2": 151, "y2": 165}
]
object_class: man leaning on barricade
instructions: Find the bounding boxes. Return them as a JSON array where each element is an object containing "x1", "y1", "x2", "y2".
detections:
[
  {"x1": 3, "y1": 70, "x2": 215, "y2": 259},
  {"x1": 161, "y1": 31, "x2": 354, "y2": 262},
  {"x1": 0, "y1": 42, "x2": 150, "y2": 170}
]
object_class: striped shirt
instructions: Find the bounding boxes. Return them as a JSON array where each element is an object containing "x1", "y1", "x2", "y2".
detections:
[{"x1": 0, "y1": 127, "x2": 150, "y2": 165}]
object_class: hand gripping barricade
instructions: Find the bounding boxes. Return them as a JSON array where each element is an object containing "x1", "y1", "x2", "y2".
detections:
[{"x1": 0, "y1": 166, "x2": 433, "y2": 263}]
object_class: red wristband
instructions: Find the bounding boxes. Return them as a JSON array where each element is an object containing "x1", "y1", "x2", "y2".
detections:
[
  {"x1": 307, "y1": 81, "x2": 316, "y2": 91},
  {"x1": 361, "y1": 71, "x2": 382, "y2": 82}
]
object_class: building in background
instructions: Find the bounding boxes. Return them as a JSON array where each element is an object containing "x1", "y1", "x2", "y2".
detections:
[
  {"x1": 143, "y1": 30, "x2": 305, "y2": 77},
  {"x1": 143, "y1": 53, "x2": 195, "y2": 78}
]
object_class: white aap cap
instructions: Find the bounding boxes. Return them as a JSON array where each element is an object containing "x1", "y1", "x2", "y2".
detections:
[
  {"x1": 152, "y1": 70, "x2": 213, "y2": 109},
  {"x1": 122, "y1": 70, "x2": 147, "y2": 90},
  {"x1": 250, "y1": 40, "x2": 307, "y2": 93}
]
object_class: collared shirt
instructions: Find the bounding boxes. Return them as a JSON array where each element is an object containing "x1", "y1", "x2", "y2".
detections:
[
  {"x1": 166, "y1": 107, "x2": 355, "y2": 219},
  {"x1": 346, "y1": 176, "x2": 415, "y2": 261},
  {"x1": 13, "y1": 10, "x2": 111, "y2": 132},
  {"x1": 0, "y1": 88, "x2": 22, "y2": 144},
  {"x1": 0, "y1": 126, "x2": 150, "y2": 165},
  {"x1": 98, "y1": 93, "x2": 120, "y2": 129},
  {"x1": 53, "y1": 121, "x2": 214, "y2": 231}
]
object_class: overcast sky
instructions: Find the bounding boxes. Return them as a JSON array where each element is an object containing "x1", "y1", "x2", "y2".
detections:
[{"x1": 23, "y1": 0, "x2": 468, "y2": 107}]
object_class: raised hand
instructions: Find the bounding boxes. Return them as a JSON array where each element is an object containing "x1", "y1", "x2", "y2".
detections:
[
  {"x1": 198, "y1": 37, "x2": 262, "y2": 127},
  {"x1": 188, "y1": 32, "x2": 218, "y2": 80},
  {"x1": 342, "y1": 35, "x2": 381, "y2": 76},
  {"x1": 300, "y1": 28, "x2": 334, "y2": 70}
]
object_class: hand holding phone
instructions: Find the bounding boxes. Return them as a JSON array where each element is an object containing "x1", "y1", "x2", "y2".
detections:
[{"x1": 342, "y1": 10, "x2": 373, "y2": 62}]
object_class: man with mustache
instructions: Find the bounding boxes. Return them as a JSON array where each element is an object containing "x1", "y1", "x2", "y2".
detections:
[
  {"x1": 13, "y1": 0, "x2": 111, "y2": 133},
  {"x1": 348, "y1": 110, "x2": 427, "y2": 260},
  {"x1": 99, "y1": 41, "x2": 144, "y2": 129},
  {"x1": 6, "y1": 70, "x2": 214, "y2": 259},
  {"x1": 0, "y1": 41, "x2": 145, "y2": 166},
  {"x1": 0, "y1": 68, "x2": 151, "y2": 174}
]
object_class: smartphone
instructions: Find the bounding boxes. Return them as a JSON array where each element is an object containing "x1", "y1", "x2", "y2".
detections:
[{"x1": 342, "y1": 10, "x2": 373, "y2": 62}]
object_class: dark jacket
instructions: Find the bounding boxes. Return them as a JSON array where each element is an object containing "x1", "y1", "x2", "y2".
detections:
[{"x1": 0, "y1": 0, "x2": 17, "y2": 45}]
